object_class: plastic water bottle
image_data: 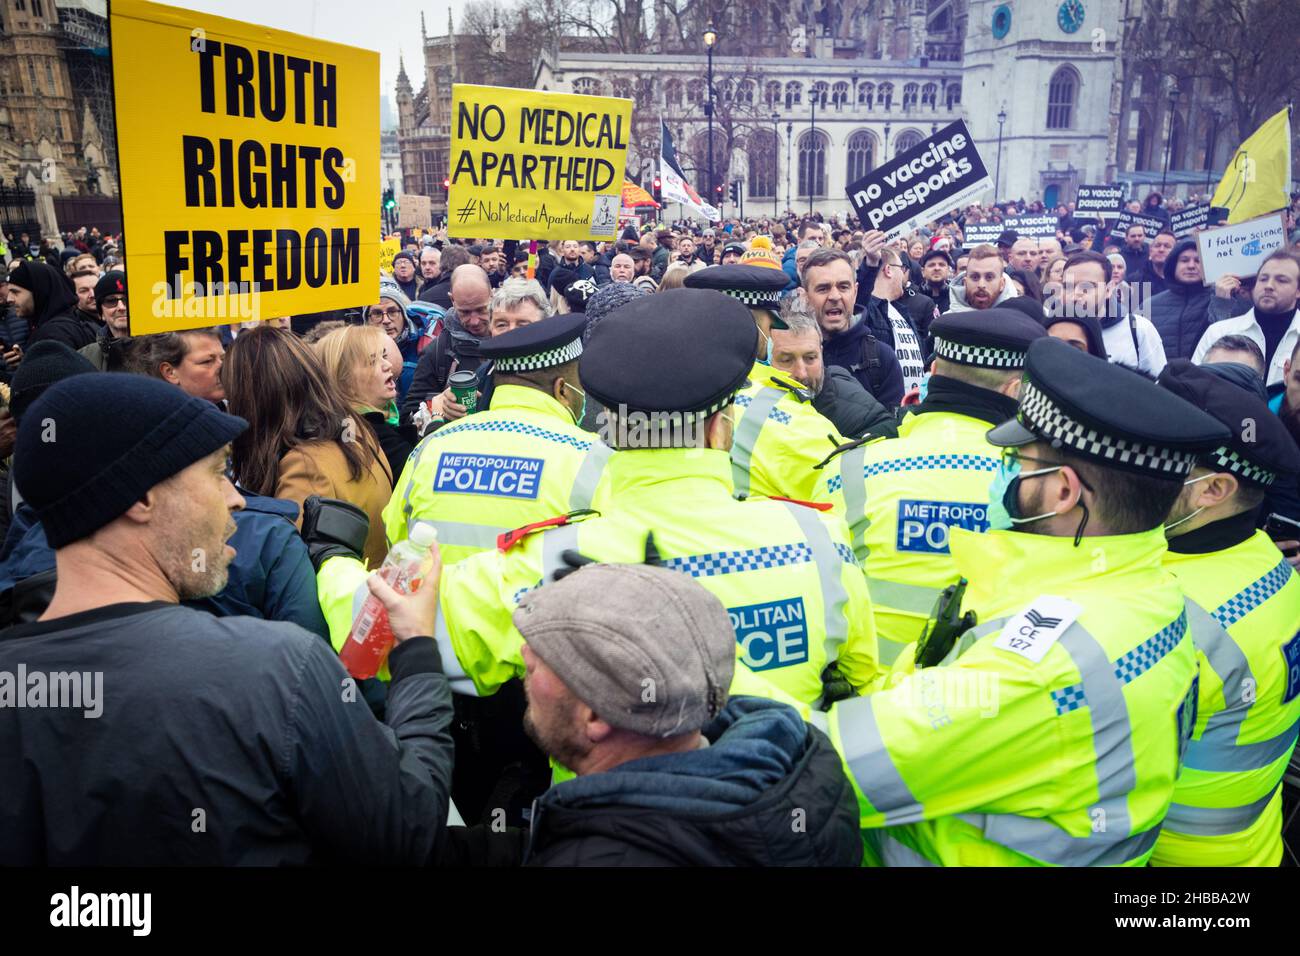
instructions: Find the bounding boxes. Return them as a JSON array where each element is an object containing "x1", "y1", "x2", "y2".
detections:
[{"x1": 340, "y1": 524, "x2": 439, "y2": 680}]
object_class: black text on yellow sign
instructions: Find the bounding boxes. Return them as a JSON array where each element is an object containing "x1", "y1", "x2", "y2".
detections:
[
  {"x1": 448, "y1": 85, "x2": 632, "y2": 242},
  {"x1": 111, "y1": 0, "x2": 379, "y2": 333}
]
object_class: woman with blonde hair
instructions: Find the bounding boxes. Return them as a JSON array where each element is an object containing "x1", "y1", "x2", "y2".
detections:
[
  {"x1": 315, "y1": 324, "x2": 418, "y2": 482},
  {"x1": 656, "y1": 261, "x2": 692, "y2": 291},
  {"x1": 223, "y1": 326, "x2": 393, "y2": 567}
]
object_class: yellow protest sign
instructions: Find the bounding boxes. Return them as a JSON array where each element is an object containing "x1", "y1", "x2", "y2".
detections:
[
  {"x1": 378, "y1": 238, "x2": 401, "y2": 274},
  {"x1": 448, "y1": 84, "x2": 632, "y2": 241},
  {"x1": 111, "y1": 0, "x2": 379, "y2": 333}
]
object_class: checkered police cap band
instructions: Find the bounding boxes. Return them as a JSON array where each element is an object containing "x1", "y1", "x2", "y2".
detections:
[
  {"x1": 725, "y1": 287, "x2": 782, "y2": 308},
  {"x1": 617, "y1": 391, "x2": 739, "y2": 423},
  {"x1": 1018, "y1": 380, "x2": 1197, "y2": 477},
  {"x1": 492, "y1": 337, "x2": 584, "y2": 373},
  {"x1": 1206, "y1": 445, "x2": 1276, "y2": 486},
  {"x1": 933, "y1": 336, "x2": 1026, "y2": 369}
]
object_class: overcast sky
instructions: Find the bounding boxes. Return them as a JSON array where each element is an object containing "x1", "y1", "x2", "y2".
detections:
[{"x1": 178, "y1": 0, "x2": 472, "y2": 112}]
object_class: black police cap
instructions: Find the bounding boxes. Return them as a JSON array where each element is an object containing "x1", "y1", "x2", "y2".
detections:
[
  {"x1": 931, "y1": 307, "x2": 1047, "y2": 369},
  {"x1": 684, "y1": 264, "x2": 789, "y2": 325},
  {"x1": 1157, "y1": 359, "x2": 1300, "y2": 487},
  {"x1": 988, "y1": 338, "x2": 1231, "y2": 478},
  {"x1": 478, "y1": 312, "x2": 587, "y2": 373},
  {"x1": 580, "y1": 288, "x2": 756, "y2": 416}
]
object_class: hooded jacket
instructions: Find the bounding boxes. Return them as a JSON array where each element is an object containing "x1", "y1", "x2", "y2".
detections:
[
  {"x1": 522, "y1": 697, "x2": 862, "y2": 866},
  {"x1": 821, "y1": 309, "x2": 906, "y2": 406},
  {"x1": 7, "y1": 260, "x2": 97, "y2": 350},
  {"x1": 1146, "y1": 238, "x2": 1214, "y2": 360},
  {"x1": 400, "y1": 307, "x2": 484, "y2": 424}
]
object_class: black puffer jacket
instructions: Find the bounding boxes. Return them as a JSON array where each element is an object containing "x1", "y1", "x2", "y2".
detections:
[
  {"x1": 523, "y1": 697, "x2": 862, "y2": 867},
  {"x1": 814, "y1": 366, "x2": 899, "y2": 439},
  {"x1": 1147, "y1": 238, "x2": 1213, "y2": 361}
]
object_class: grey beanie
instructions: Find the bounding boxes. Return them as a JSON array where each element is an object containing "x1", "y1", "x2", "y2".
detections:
[
  {"x1": 582, "y1": 281, "x2": 647, "y2": 343},
  {"x1": 514, "y1": 563, "x2": 736, "y2": 738}
]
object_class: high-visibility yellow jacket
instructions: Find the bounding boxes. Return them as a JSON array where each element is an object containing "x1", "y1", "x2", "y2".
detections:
[
  {"x1": 430, "y1": 447, "x2": 878, "y2": 707},
  {"x1": 731, "y1": 362, "x2": 843, "y2": 509},
  {"x1": 822, "y1": 404, "x2": 1002, "y2": 665},
  {"x1": 823, "y1": 526, "x2": 1198, "y2": 866},
  {"x1": 1153, "y1": 526, "x2": 1300, "y2": 867}
]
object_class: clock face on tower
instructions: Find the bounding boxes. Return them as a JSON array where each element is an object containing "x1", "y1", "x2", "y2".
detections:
[
  {"x1": 991, "y1": 4, "x2": 1012, "y2": 40},
  {"x1": 1058, "y1": 0, "x2": 1086, "y2": 33}
]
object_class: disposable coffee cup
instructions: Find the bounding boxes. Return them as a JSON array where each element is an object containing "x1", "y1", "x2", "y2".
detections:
[{"x1": 448, "y1": 370, "x2": 478, "y2": 414}]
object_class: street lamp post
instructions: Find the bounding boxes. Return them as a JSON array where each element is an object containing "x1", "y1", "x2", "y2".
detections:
[
  {"x1": 786, "y1": 121, "x2": 793, "y2": 213},
  {"x1": 1161, "y1": 86, "x2": 1181, "y2": 194},
  {"x1": 771, "y1": 111, "x2": 780, "y2": 217},
  {"x1": 995, "y1": 107, "x2": 1007, "y2": 200},
  {"x1": 703, "y1": 22, "x2": 717, "y2": 212},
  {"x1": 1203, "y1": 108, "x2": 1220, "y2": 197}
]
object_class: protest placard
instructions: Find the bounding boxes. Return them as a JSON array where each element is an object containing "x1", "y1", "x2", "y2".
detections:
[
  {"x1": 1110, "y1": 211, "x2": 1167, "y2": 241},
  {"x1": 111, "y1": 0, "x2": 379, "y2": 334},
  {"x1": 846, "y1": 120, "x2": 992, "y2": 241},
  {"x1": 448, "y1": 84, "x2": 632, "y2": 241},
  {"x1": 1004, "y1": 215, "x2": 1058, "y2": 239},
  {"x1": 1195, "y1": 212, "x2": 1287, "y2": 285},
  {"x1": 1170, "y1": 204, "x2": 1209, "y2": 238},
  {"x1": 962, "y1": 222, "x2": 1004, "y2": 246},
  {"x1": 398, "y1": 194, "x2": 432, "y2": 229},
  {"x1": 1074, "y1": 185, "x2": 1125, "y2": 218},
  {"x1": 378, "y1": 237, "x2": 401, "y2": 274}
]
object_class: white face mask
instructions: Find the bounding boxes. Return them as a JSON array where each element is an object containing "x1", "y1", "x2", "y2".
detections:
[{"x1": 1164, "y1": 473, "x2": 1214, "y2": 533}]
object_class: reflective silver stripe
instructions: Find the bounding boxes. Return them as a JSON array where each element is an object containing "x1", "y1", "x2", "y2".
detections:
[
  {"x1": 839, "y1": 443, "x2": 869, "y2": 560},
  {"x1": 731, "y1": 387, "x2": 782, "y2": 498},
  {"x1": 960, "y1": 616, "x2": 1164, "y2": 866},
  {"x1": 866, "y1": 576, "x2": 943, "y2": 616},
  {"x1": 401, "y1": 434, "x2": 437, "y2": 526},
  {"x1": 875, "y1": 832, "x2": 938, "y2": 867},
  {"x1": 781, "y1": 500, "x2": 849, "y2": 668},
  {"x1": 568, "y1": 440, "x2": 613, "y2": 510},
  {"x1": 539, "y1": 521, "x2": 583, "y2": 583},
  {"x1": 834, "y1": 694, "x2": 926, "y2": 825},
  {"x1": 434, "y1": 602, "x2": 480, "y2": 697},
  {"x1": 424, "y1": 520, "x2": 508, "y2": 551},
  {"x1": 1164, "y1": 784, "x2": 1281, "y2": 837},
  {"x1": 1183, "y1": 599, "x2": 1299, "y2": 772}
]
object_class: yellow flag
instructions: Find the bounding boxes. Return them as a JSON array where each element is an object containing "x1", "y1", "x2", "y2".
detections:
[{"x1": 1211, "y1": 108, "x2": 1292, "y2": 224}]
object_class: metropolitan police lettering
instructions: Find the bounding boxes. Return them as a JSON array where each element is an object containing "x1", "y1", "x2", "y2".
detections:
[
  {"x1": 886, "y1": 302, "x2": 925, "y2": 394},
  {"x1": 434, "y1": 452, "x2": 544, "y2": 499},
  {"x1": 728, "y1": 597, "x2": 810, "y2": 672},
  {"x1": 896, "y1": 499, "x2": 989, "y2": 554}
]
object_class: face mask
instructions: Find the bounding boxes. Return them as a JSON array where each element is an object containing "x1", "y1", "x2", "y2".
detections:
[
  {"x1": 560, "y1": 380, "x2": 586, "y2": 425},
  {"x1": 918, "y1": 372, "x2": 931, "y2": 404},
  {"x1": 986, "y1": 457, "x2": 1064, "y2": 531},
  {"x1": 1164, "y1": 473, "x2": 1214, "y2": 533},
  {"x1": 756, "y1": 326, "x2": 774, "y2": 366}
]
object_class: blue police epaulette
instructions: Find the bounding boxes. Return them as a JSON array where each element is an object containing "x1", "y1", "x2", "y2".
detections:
[{"x1": 497, "y1": 509, "x2": 597, "y2": 552}]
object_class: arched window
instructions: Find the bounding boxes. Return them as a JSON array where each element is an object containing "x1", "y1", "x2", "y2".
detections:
[
  {"x1": 1046, "y1": 66, "x2": 1078, "y2": 130},
  {"x1": 1168, "y1": 111, "x2": 1185, "y2": 170},
  {"x1": 878, "y1": 82, "x2": 894, "y2": 111},
  {"x1": 748, "y1": 130, "x2": 778, "y2": 198},
  {"x1": 1134, "y1": 108, "x2": 1153, "y2": 171},
  {"x1": 785, "y1": 80, "x2": 802, "y2": 109},
  {"x1": 921, "y1": 83, "x2": 937, "y2": 109},
  {"x1": 811, "y1": 81, "x2": 829, "y2": 108},
  {"x1": 687, "y1": 79, "x2": 704, "y2": 105},
  {"x1": 858, "y1": 82, "x2": 874, "y2": 107},
  {"x1": 765, "y1": 80, "x2": 782, "y2": 107},
  {"x1": 846, "y1": 130, "x2": 877, "y2": 184},
  {"x1": 665, "y1": 79, "x2": 683, "y2": 109},
  {"x1": 902, "y1": 83, "x2": 919, "y2": 111},
  {"x1": 894, "y1": 129, "x2": 923, "y2": 156},
  {"x1": 718, "y1": 79, "x2": 733, "y2": 104},
  {"x1": 832, "y1": 81, "x2": 849, "y2": 109},
  {"x1": 798, "y1": 130, "x2": 828, "y2": 197},
  {"x1": 572, "y1": 76, "x2": 602, "y2": 96},
  {"x1": 945, "y1": 84, "x2": 961, "y2": 109},
  {"x1": 611, "y1": 78, "x2": 632, "y2": 100},
  {"x1": 737, "y1": 80, "x2": 755, "y2": 105}
]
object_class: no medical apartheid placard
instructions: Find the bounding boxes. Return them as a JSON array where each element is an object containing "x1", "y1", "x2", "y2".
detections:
[
  {"x1": 846, "y1": 120, "x2": 992, "y2": 241},
  {"x1": 111, "y1": 0, "x2": 379, "y2": 333},
  {"x1": 448, "y1": 85, "x2": 632, "y2": 241}
]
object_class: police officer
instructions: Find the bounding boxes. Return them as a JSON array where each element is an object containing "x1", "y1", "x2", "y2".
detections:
[
  {"x1": 1152, "y1": 360, "x2": 1300, "y2": 867},
  {"x1": 684, "y1": 263, "x2": 844, "y2": 506},
  {"x1": 434, "y1": 288, "x2": 879, "y2": 715},
  {"x1": 823, "y1": 309, "x2": 1047, "y2": 664},
  {"x1": 822, "y1": 338, "x2": 1230, "y2": 866}
]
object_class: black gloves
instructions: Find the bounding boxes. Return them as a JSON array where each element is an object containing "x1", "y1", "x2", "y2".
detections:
[{"x1": 300, "y1": 495, "x2": 370, "y2": 572}]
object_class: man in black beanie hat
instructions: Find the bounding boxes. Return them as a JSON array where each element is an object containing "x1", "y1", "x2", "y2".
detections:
[
  {"x1": 0, "y1": 373, "x2": 456, "y2": 865},
  {"x1": 4, "y1": 259, "x2": 97, "y2": 351},
  {"x1": 78, "y1": 270, "x2": 131, "y2": 371}
]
